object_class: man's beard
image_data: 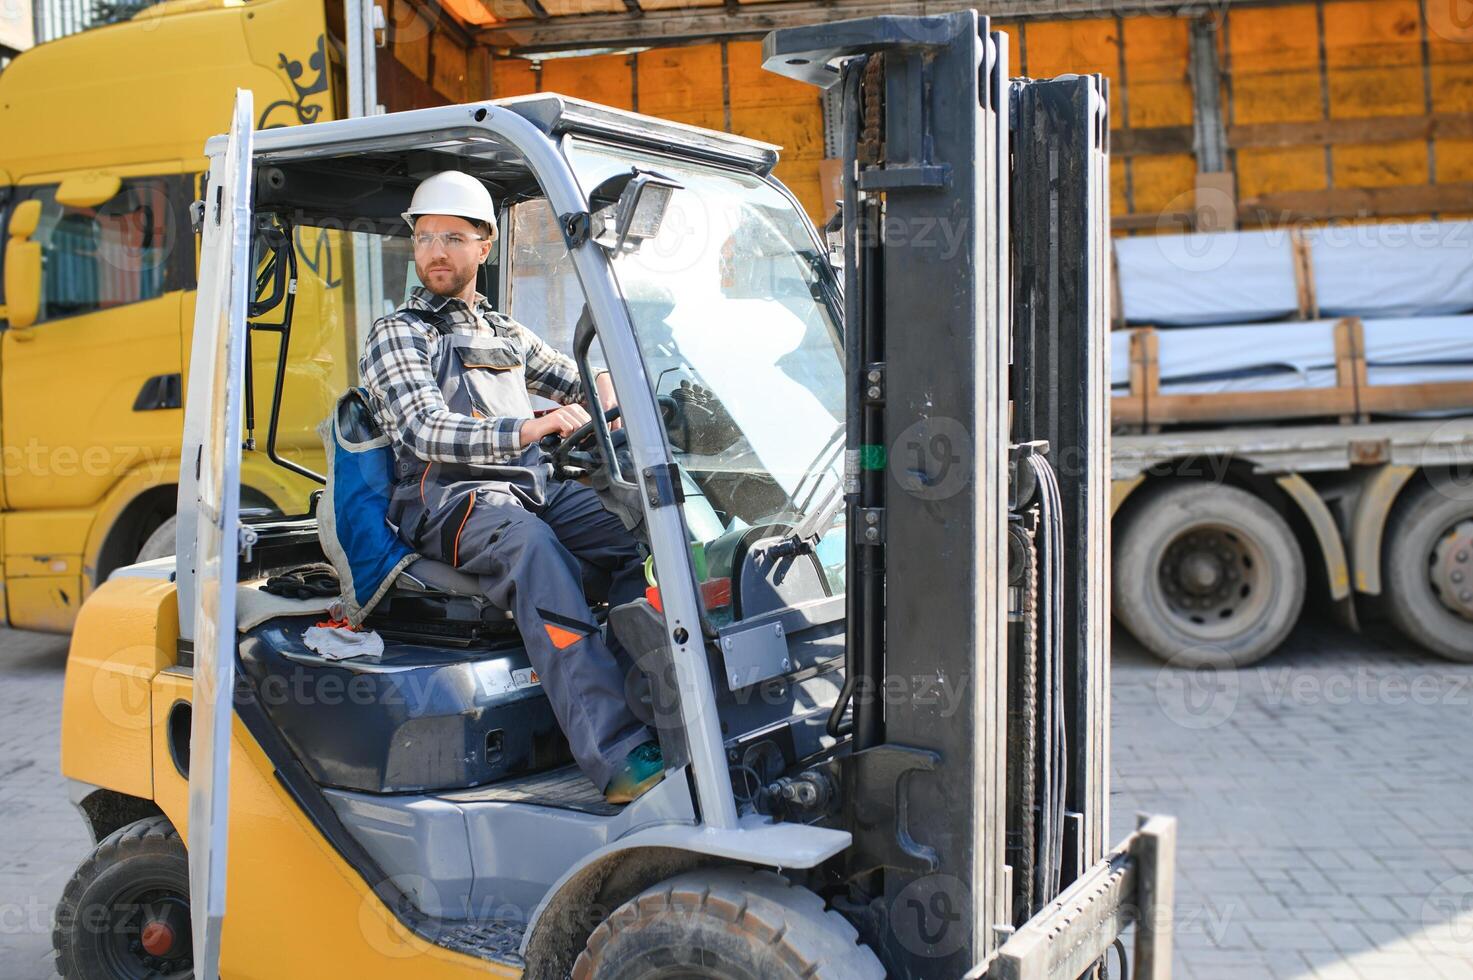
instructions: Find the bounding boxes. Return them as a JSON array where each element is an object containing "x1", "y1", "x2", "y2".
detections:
[{"x1": 419, "y1": 262, "x2": 475, "y2": 297}]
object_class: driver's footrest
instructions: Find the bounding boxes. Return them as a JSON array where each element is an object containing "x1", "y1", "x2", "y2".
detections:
[
  {"x1": 439, "y1": 763, "x2": 620, "y2": 816},
  {"x1": 436, "y1": 918, "x2": 526, "y2": 967}
]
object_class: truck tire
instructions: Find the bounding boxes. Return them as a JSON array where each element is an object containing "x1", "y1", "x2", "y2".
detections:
[
  {"x1": 571, "y1": 867, "x2": 884, "y2": 980},
  {"x1": 53, "y1": 815, "x2": 194, "y2": 979},
  {"x1": 1114, "y1": 482, "x2": 1305, "y2": 668},
  {"x1": 136, "y1": 515, "x2": 177, "y2": 562},
  {"x1": 1382, "y1": 481, "x2": 1473, "y2": 662}
]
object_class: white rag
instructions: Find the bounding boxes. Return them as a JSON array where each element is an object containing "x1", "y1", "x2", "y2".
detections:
[{"x1": 303, "y1": 624, "x2": 385, "y2": 661}]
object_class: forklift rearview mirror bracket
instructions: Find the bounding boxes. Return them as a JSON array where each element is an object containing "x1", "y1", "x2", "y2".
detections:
[{"x1": 585, "y1": 169, "x2": 682, "y2": 255}]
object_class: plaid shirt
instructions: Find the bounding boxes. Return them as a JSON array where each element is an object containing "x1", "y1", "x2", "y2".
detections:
[{"x1": 359, "y1": 286, "x2": 584, "y2": 465}]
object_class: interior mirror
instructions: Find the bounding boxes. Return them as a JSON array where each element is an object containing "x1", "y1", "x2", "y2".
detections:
[
  {"x1": 55, "y1": 172, "x2": 121, "y2": 209},
  {"x1": 589, "y1": 169, "x2": 682, "y2": 254},
  {"x1": 4, "y1": 199, "x2": 43, "y2": 329}
]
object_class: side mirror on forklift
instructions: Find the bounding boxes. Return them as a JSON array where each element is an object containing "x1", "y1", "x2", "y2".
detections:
[
  {"x1": 589, "y1": 169, "x2": 682, "y2": 254},
  {"x1": 3, "y1": 199, "x2": 43, "y2": 332},
  {"x1": 823, "y1": 203, "x2": 844, "y2": 266}
]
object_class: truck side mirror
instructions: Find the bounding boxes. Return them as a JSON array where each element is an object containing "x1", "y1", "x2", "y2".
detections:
[
  {"x1": 55, "y1": 173, "x2": 121, "y2": 209},
  {"x1": 3, "y1": 199, "x2": 43, "y2": 330}
]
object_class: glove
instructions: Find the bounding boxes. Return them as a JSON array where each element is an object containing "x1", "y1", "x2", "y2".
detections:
[{"x1": 667, "y1": 381, "x2": 740, "y2": 456}]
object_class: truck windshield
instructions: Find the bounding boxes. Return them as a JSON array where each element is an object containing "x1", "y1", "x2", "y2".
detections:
[{"x1": 565, "y1": 138, "x2": 847, "y2": 594}]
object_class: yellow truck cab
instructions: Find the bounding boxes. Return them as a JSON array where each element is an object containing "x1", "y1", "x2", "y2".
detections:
[{"x1": 0, "y1": 0, "x2": 342, "y2": 631}]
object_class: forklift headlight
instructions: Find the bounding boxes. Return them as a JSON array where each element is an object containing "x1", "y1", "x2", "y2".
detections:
[{"x1": 590, "y1": 170, "x2": 683, "y2": 254}]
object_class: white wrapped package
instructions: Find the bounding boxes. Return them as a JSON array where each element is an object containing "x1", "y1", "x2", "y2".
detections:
[
  {"x1": 1115, "y1": 230, "x2": 1298, "y2": 327},
  {"x1": 1311, "y1": 222, "x2": 1473, "y2": 319},
  {"x1": 1155, "y1": 320, "x2": 1339, "y2": 394},
  {"x1": 1111, "y1": 316, "x2": 1473, "y2": 397},
  {"x1": 1363, "y1": 316, "x2": 1473, "y2": 386}
]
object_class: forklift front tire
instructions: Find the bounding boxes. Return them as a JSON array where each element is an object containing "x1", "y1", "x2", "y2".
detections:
[
  {"x1": 572, "y1": 867, "x2": 884, "y2": 980},
  {"x1": 53, "y1": 815, "x2": 193, "y2": 980}
]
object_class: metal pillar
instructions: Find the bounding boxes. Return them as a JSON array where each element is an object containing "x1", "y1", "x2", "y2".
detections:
[
  {"x1": 345, "y1": 0, "x2": 386, "y2": 342},
  {"x1": 767, "y1": 14, "x2": 1011, "y2": 976}
]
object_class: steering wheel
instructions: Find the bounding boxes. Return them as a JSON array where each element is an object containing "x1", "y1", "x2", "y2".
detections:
[
  {"x1": 539, "y1": 397, "x2": 687, "y2": 480},
  {"x1": 540, "y1": 406, "x2": 625, "y2": 478}
]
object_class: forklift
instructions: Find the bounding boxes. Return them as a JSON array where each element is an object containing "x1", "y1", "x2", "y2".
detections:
[{"x1": 53, "y1": 12, "x2": 1173, "y2": 980}]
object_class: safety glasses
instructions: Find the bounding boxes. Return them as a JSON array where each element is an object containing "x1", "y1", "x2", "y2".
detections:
[{"x1": 411, "y1": 231, "x2": 491, "y2": 250}]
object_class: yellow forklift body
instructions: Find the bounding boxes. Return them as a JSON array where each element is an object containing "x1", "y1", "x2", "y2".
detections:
[{"x1": 62, "y1": 578, "x2": 523, "y2": 977}]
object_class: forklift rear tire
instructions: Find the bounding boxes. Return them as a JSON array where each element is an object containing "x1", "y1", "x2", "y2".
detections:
[
  {"x1": 1114, "y1": 481, "x2": 1305, "y2": 669},
  {"x1": 571, "y1": 867, "x2": 884, "y2": 980},
  {"x1": 53, "y1": 815, "x2": 194, "y2": 980},
  {"x1": 1382, "y1": 480, "x2": 1473, "y2": 663}
]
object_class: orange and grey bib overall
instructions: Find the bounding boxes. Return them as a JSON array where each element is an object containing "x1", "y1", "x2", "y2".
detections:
[{"x1": 386, "y1": 307, "x2": 651, "y2": 791}]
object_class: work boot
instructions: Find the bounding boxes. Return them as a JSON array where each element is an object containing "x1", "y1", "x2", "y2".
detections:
[{"x1": 604, "y1": 740, "x2": 664, "y2": 803}]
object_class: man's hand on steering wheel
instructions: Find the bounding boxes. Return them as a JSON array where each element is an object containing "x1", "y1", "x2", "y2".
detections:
[{"x1": 519, "y1": 404, "x2": 592, "y2": 447}]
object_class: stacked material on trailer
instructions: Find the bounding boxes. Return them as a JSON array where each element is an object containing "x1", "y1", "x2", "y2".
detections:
[
  {"x1": 1111, "y1": 317, "x2": 1473, "y2": 396},
  {"x1": 1111, "y1": 220, "x2": 1473, "y2": 429},
  {"x1": 1115, "y1": 220, "x2": 1473, "y2": 326},
  {"x1": 1113, "y1": 316, "x2": 1473, "y2": 428}
]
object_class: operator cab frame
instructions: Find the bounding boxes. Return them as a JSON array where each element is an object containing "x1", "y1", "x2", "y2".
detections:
[{"x1": 177, "y1": 91, "x2": 856, "y2": 974}]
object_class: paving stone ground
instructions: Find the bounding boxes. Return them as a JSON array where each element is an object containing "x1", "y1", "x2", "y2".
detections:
[
  {"x1": 1, "y1": 617, "x2": 1470, "y2": 979},
  {"x1": 1111, "y1": 619, "x2": 1473, "y2": 980},
  {"x1": 0, "y1": 629, "x2": 85, "y2": 980}
]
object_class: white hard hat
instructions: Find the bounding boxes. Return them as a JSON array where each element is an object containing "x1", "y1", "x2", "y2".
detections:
[{"x1": 401, "y1": 171, "x2": 498, "y2": 237}]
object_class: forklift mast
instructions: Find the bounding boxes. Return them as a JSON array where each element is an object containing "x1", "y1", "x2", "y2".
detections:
[{"x1": 766, "y1": 13, "x2": 1171, "y2": 978}]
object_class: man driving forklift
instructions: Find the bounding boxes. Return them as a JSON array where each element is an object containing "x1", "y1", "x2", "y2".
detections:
[{"x1": 359, "y1": 171, "x2": 663, "y2": 804}]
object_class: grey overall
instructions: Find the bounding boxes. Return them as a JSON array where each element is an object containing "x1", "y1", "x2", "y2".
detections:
[{"x1": 384, "y1": 308, "x2": 651, "y2": 791}]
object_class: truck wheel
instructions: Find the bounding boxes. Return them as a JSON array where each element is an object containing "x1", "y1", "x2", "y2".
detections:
[
  {"x1": 1114, "y1": 482, "x2": 1305, "y2": 668},
  {"x1": 572, "y1": 867, "x2": 884, "y2": 980},
  {"x1": 1383, "y1": 482, "x2": 1473, "y2": 662},
  {"x1": 53, "y1": 815, "x2": 193, "y2": 980},
  {"x1": 136, "y1": 516, "x2": 177, "y2": 562}
]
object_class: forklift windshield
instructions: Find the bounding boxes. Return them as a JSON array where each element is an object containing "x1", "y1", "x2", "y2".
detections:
[
  {"x1": 243, "y1": 125, "x2": 848, "y2": 607},
  {"x1": 567, "y1": 139, "x2": 848, "y2": 592}
]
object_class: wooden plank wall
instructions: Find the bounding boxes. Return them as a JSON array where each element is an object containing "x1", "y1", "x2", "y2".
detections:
[
  {"x1": 1228, "y1": 0, "x2": 1473, "y2": 225},
  {"x1": 380, "y1": 0, "x2": 1473, "y2": 229},
  {"x1": 488, "y1": 42, "x2": 826, "y2": 218}
]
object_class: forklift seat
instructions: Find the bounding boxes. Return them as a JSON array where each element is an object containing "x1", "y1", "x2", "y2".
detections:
[
  {"x1": 388, "y1": 557, "x2": 514, "y2": 621},
  {"x1": 399, "y1": 557, "x2": 492, "y2": 599},
  {"x1": 361, "y1": 555, "x2": 517, "y2": 641}
]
